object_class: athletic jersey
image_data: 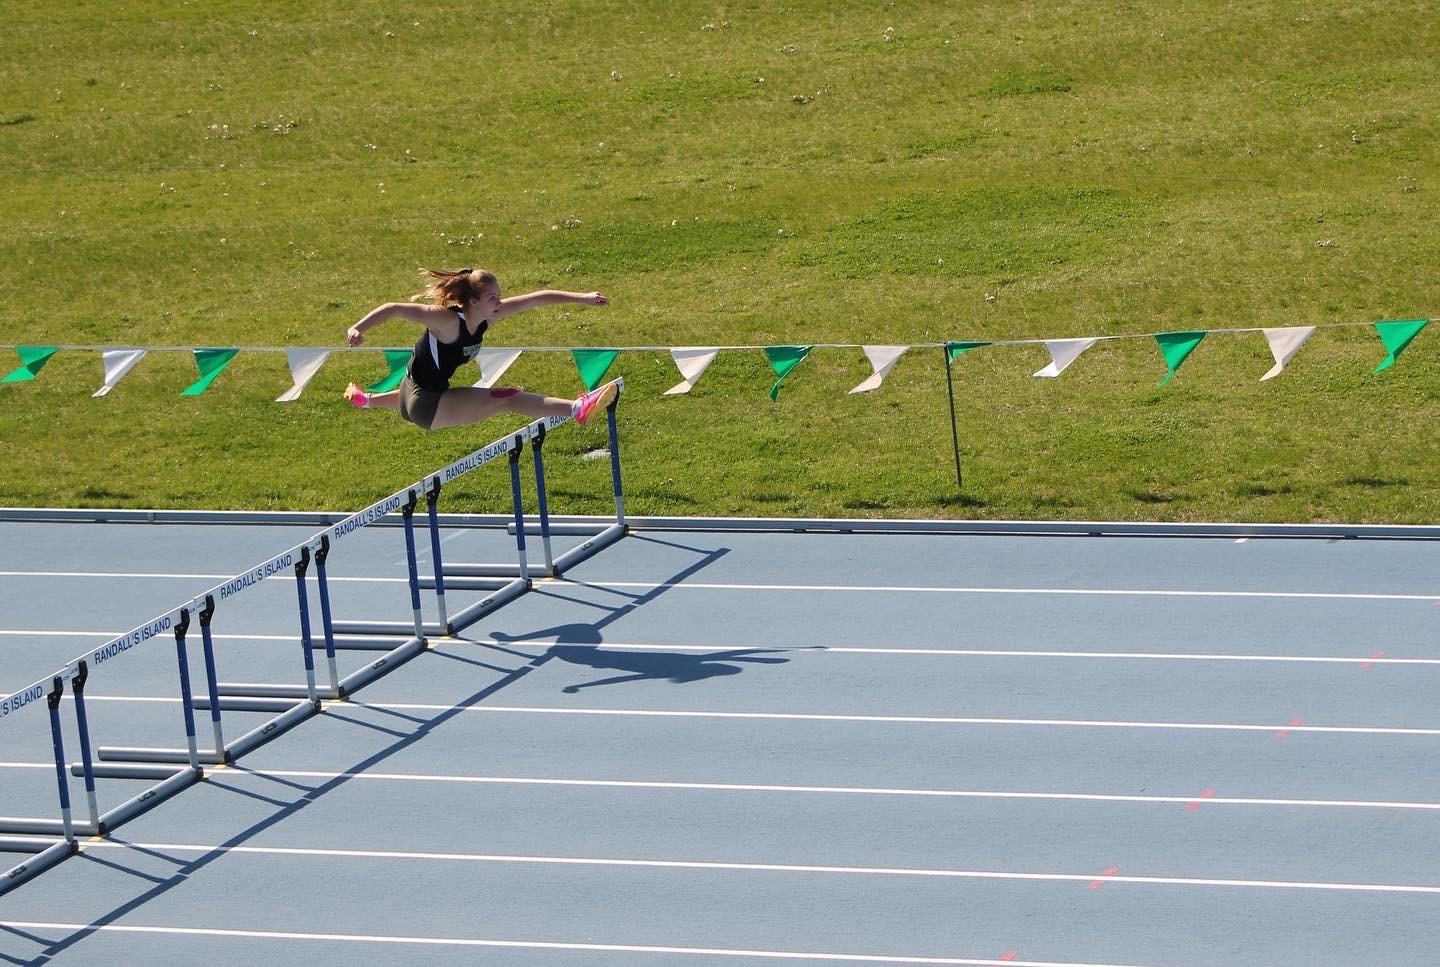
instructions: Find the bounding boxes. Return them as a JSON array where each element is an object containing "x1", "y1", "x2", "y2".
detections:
[{"x1": 407, "y1": 306, "x2": 488, "y2": 392}]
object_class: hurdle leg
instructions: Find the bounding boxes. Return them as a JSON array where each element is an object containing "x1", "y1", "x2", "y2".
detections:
[
  {"x1": 292, "y1": 546, "x2": 322, "y2": 703},
  {"x1": 606, "y1": 387, "x2": 626, "y2": 526},
  {"x1": 197, "y1": 595, "x2": 228, "y2": 757},
  {"x1": 425, "y1": 476, "x2": 450, "y2": 631},
  {"x1": 549, "y1": 394, "x2": 628, "y2": 575},
  {"x1": 96, "y1": 605, "x2": 227, "y2": 768},
  {"x1": 46, "y1": 677, "x2": 74, "y2": 844},
  {"x1": 530, "y1": 421, "x2": 556, "y2": 574},
  {"x1": 69, "y1": 661, "x2": 101, "y2": 832},
  {"x1": 508, "y1": 433, "x2": 531, "y2": 582},
  {"x1": 172, "y1": 609, "x2": 201, "y2": 770},
  {"x1": 401, "y1": 489, "x2": 426, "y2": 641},
  {"x1": 314, "y1": 535, "x2": 342, "y2": 695},
  {"x1": 0, "y1": 677, "x2": 81, "y2": 896}
]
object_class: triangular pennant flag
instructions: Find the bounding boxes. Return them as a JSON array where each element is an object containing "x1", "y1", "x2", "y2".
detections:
[
  {"x1": 1259, "y1": 327, "x2": 1316, "y2": 381},
  {"x1": 181, "y1": 348, "x2": 239, "y2": 396},
  {"x1": 1153, "y1": 331, "x2": 1206, "y2": 386},
  {"x1": 849, "y1": 346, "x2": 908, "y2": 394},
  {"x1": 664, "y1": 348, "x2": 719, "y2": 395},
  {"x1": 276, "y1": 349, "x2": 331, "y2": 402},
  {"x1": 1, "y1": 346, "x2": 59, "y2": 383},
  {"x1": 1372, "y1": 319, "x2": 1428, "y2": 373},
  {"x1": 364, "y1": 350, "x2": 411, "y2": 393},
  {"x1": 471, "y1": 348, "x2": 522, "y2": 388},
  {"x1": 572, "y1": 349, "x2": 619, "y2": 391},
  {"x1": 94, "y1": 348, "x2": 146, "y2": 397},
  {"x1": 764, "y1": 346, "x2": 812, "y2": 401},
  {"x1": 946, "y1": 341, "x2": 990, "y2": 362},
  {"x1": 1034, "y1": 338, "x2": 1099, "y2": 378}
]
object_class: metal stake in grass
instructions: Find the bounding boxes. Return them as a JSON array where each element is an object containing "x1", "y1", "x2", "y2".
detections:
[{"x1": 943, "y1": 345, "x2": 963, "y2": 489}]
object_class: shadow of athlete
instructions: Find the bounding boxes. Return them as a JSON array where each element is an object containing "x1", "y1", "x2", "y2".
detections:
[{"x1": 488, "y1": 623, "x2": 790, "y2": 694}]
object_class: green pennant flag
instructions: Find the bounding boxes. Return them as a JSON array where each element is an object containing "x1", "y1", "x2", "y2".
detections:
[
  {"x1": 572, "y1": 349, "x2": 619, "y2": 391},
  {"x1": 1153, "y1": 331, "x2": 1206, "y2": 386},
  {"x1": 1, "y1": 346, "x2": 59, "y2": 383},
  {"x1": 945, "y1": 341, "x2": 991, "y2": 362},
  {"x1": 364, "y1": 350, "x2": 412, "y2": 393},
  {"x1": 1372, "y1": 319, "x2": 1428, "y2": 372},
  {"x1": 764, "y1": 345, "x2": 812, "y2": 401},
  {"x1": 180, "y1": 348, "x2": 239, "y2": 396}
]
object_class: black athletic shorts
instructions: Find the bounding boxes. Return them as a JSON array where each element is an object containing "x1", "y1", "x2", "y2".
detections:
[{"x1": 398, "y1": 375, "x2": 443, "y2": 431}]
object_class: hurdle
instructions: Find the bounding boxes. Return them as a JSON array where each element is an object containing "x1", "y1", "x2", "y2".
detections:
[
  {"x1": 0, "y1": 675, "x2": 80, "y2": 896},
  {"x1": 1, "y1": 381, "x2": 630, "y2": 893},
  {"x1": 314, "y1": 419, "x2": 552, "y2": 672},
  {"x1": 1, "y1": 605, "x2": 207, "y2": 850}
]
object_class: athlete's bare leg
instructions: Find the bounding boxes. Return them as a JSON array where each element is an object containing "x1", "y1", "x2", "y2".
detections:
[{"x1": 428, "y1": 387, "x2": 571, "y2": 430}]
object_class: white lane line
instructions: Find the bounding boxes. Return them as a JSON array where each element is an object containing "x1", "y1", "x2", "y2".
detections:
[
  {"x1": 37, "y1": 698, "x2": 1440, "y2": 736},
  {"x1": 0, "y1": 571, "x2": 404, "y2": 583},
  {"x1": 0, "y1": 630, "x2": 300, "y2": 642},
  {"x1": 5, "y1": 630, "x2": 1434, "y2": 666},
  {"x1": 70, "y1": 840, "x2": 1440, "y2": 894},
  {"x1": 396, "y1": 527, "x2": 472, "y2": 567},
  {"x1": 192, "y1": 768, "x2": 1440, "y2": 812},
  {"x1": 0, "y1": 922, "x2": 1155, "y2": 967},
  {"x1": 3, "y1": 761, "x2": 1439, "y2": 812},
  {"x1": 589, "y1": 581, "x2": 1438, "y2": 602},
  {"x1": 387, "y1": 704, "x2": 1440, "y2": 737},
  {"x1": 469, "y1": 638, "x2": 1440, "y2": 666},
  {"x1": 3, "y1": 572, "x2": 1434, "y2": 601},
  {"x1": 2, "y1": 760, "x2": 1438, "y2": 811}
]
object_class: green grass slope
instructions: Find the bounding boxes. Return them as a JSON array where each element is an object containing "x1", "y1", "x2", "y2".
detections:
[{"x1": 1, "y1": 1, "x2": 1435, "y2": 521}]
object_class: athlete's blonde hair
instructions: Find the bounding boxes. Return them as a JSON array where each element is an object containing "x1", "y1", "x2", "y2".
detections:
[{"x1": 418, "y1": 267, "x2": 498, "y2": 307}]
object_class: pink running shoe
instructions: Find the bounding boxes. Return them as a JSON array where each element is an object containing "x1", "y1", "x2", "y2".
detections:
[
  {"x1": 572, "y1": 379, "x2": 619, "y2": 426},
  {"x1": 344, "y1": 383, "x2": 370, "y2": 408}
]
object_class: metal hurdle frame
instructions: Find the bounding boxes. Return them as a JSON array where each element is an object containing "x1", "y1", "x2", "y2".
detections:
[
  {"x1": 0, "y1": 383, "x2": 629, "y2": 895},
  {"x1": 0, "y1": 675, "x2": 79, "y2": 895}
]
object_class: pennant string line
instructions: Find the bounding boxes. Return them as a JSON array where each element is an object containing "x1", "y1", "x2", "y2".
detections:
[{"x1": 1, "y1": 317, "x2": 1431, "y2": 357}]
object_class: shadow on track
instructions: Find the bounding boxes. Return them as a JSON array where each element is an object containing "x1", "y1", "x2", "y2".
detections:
[{"x1": 3, "y1": 537, "x2": 736, "y2": 965}]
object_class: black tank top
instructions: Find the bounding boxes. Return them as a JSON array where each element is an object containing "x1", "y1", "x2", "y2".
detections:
[{"x1": 407, "y1": 306, "x2": 488, "y2": 392}]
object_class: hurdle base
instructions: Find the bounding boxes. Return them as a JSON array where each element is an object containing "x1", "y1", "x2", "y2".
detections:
[
  {"x1": 0, "y1": 818, "x2": 98, "y2": 838},
  {"x1": 98, "y1": 747, "x2": 226, "y2": 766},
  {"x1": 442, "y1": 562, "x2": 553, "y2": 579},
  {"x1": 552, "y1": 522, "x2": 627, "y2": 576},
  {"x1": 193, "y1": 695, "x2": 306, "y2": 713},
  {"x1": 444, "y1": 577, "x2": 530, "y2": 635},
  {"x1": 224, "y1": 699, "x2": 319, "y2": 760},
  {"x1": 216, "y1": 682, "x2": 337, "y2": 701},
  {"x1": 72, "y1": 762, "x2": 197, "y2": 782},
  {"x1": 508, "y1": 522, "x2": 609, "y2": 537},
  {"x1": 418, "y1": 576, "x2": 513, "y2": 591},
  {"x1": 335, "y1": 636, "x2": 427, "y2": 696},
  {"x1": 0, "y1": 840, "x2": 79, "y2": 898},
  {"x1": 331, "y1": 619, "x2": 442, "y2": 637},
  {"x1": 329, "y1": 634, "x2": 413, "y2": 651},
  {"x1": 96, "y1": 766, "x2": 202, "y2": 834},
  {"x1": 0, "y1": 834, "x2": 67, "y2": 853}
]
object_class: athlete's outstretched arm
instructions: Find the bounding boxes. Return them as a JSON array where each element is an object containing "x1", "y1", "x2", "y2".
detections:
[
  {"x1": 493, "y1": 290, "x2": 608, "y2": 321},
  {"x1": 346, "y1": 303, "x2": 459, "y2": 347}
]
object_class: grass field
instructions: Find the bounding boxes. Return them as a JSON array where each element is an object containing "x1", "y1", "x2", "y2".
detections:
[{"x1": 1, "y1": 1, "x2": 1436, "y2": 522}]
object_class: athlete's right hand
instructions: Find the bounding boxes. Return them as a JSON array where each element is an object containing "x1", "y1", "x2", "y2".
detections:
[{"x1": 346, "y1": 325, "x2": 364, "y2": 347}]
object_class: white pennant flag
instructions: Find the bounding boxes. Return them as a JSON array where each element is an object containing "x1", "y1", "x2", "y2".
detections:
[
  {"x1": 849, "y1": 345, "x2": 909, "y2": 394},
  {"x1": 471, "y1": 348, "x2": 523, "y2": 388},
  {"x1": 276, "y1": 348, "x2": 331, "y2": 402},
  {"x1": 93, "y1": 348, "x2": 146, "y2": 397},
  {"x1": 1259, "y1": 326, "x2": 1315, "y2": 381},
  {"x1": 664, "y1": 348, "x2": 719, "y2": 395},
  {"x1": 1033, "y1": 338, "x2": 1099, "y2": 378}
]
